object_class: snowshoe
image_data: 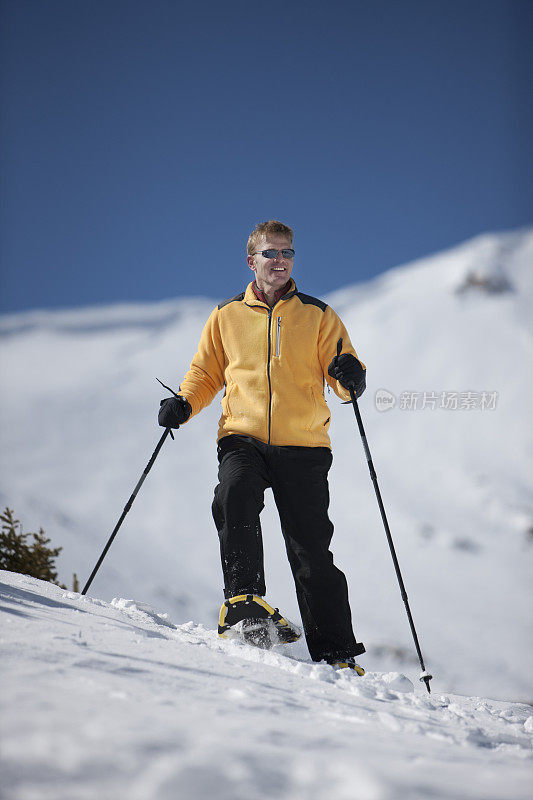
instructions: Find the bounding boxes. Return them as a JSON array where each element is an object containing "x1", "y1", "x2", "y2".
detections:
[
  {"x1": 241, "y1": 617, "x2": 272, "y2": 649},
  {"x1": 329, "y1": 658, "x2": 365, "y2": 676},
  {"x1": 218, "y1": 594, "x2": 301, "y2": 648}
]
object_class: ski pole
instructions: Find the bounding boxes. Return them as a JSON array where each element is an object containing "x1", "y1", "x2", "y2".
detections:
[
  {"x1": 338, "y1": 340, "x2": 433, "y2": 693},
  {"x1": 81, "y1": 425, "x2": 174, "y2": 596}
]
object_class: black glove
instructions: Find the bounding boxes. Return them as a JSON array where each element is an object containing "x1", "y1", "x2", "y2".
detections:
[
  {"x1": 158, "y1": 396, "x2": 192, "y2": 428},
  {"x1": 328, "y1": 353, "x2": 366, "y2": 396}
]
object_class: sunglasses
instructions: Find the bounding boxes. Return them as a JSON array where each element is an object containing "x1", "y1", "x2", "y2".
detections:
[{"x1": 252, "y1": 248, "x2": 295, "y2": 259}]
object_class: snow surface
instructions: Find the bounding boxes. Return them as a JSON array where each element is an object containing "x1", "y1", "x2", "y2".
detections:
[
  {"x1": 1, "y1": 571, "x2": 532, "y2": 800},
  {"x1": 1, "y1": 227, "x2": 532, "y2": 711}
]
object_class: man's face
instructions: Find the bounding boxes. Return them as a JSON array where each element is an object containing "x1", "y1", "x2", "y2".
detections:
[{"x1": 247, "y1": 233, "x2": 294, "y2": 292}]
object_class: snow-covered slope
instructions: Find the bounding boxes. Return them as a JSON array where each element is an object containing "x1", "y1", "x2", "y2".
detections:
[
  {"x1": 2, "y1": 571, "x2": 532, "y2": 800},
  {"x1": 1, "y1": 228, "x2": 532, "y2": 703}
]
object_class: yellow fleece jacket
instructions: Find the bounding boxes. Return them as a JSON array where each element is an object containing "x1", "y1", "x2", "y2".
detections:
[{"x1": 177, "y1": 280, "x2": 365, "y2": 448}]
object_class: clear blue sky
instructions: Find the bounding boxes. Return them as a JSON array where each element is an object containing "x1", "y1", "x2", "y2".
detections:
[{"x1": 1, "y1": 0, "x2": 532, "y2": 313}]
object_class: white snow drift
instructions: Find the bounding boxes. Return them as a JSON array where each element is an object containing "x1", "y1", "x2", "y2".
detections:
[{"x1": 1, "y1": 571, "x2": 532, "y2": 800}]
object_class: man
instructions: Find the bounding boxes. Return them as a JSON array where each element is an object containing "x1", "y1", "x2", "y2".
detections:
[{"x1": 159, "y1": 220, "x2": 367, "y2": 672}]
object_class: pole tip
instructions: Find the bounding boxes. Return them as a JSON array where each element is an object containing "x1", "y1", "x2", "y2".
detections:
[{"x1": 420, "y1": 671, "x2": 433, "y2": 694}]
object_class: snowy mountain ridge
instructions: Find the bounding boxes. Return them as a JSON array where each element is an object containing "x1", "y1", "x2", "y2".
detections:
[
  {"x1": 1, "y1": 227, "x2": 531, "y2": 335},
  {"x1": 1, "y1": 227, "x2": 532, "y2": 705}
]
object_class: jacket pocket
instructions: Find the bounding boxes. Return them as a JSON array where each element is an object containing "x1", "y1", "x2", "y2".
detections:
[
  {"x1": 275, "y1": 316, "x2": 281, "y2": 357},
  {"x1": 223, "y1": 383, "x2": 234, "y2": 418},
  {"x1": 306, "y1": 387, "x2": 318, "y2": 431}
]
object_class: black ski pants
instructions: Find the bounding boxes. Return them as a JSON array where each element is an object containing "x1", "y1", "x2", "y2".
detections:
[{"x1": 212, "y1": 434, "x2": 365, "y2": 663}]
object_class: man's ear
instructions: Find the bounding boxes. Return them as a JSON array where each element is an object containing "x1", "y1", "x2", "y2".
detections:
[{"x1": 247, "y1": 255, "x2": 256, "y2": 272}]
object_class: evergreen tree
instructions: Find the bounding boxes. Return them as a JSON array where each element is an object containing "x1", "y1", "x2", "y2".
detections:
[{"x1": 0, "y1": 507, "x2": 64, "y2": 586}]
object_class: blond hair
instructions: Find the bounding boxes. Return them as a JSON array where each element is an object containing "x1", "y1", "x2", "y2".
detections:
[{"x1": 247, "y1": 220, "x2": 294, "y2": 255}]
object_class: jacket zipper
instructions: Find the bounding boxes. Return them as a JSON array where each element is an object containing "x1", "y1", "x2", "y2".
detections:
[
  {"x1": 275, "y1": 317, "x2": 281, "y2": 357},
  {"x1": 267, "y1": 309, "x2": 273, "y2": 443}
]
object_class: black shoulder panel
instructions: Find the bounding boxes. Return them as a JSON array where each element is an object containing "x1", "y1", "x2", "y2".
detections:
[
  {"x1": 218, "y1": 292, "x2": 245, "y2": 310},
  {"x1": 295, "y1": 292, "x2": 328, "y2": 312}
]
